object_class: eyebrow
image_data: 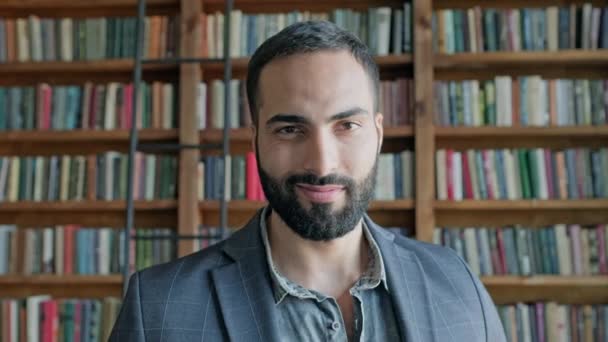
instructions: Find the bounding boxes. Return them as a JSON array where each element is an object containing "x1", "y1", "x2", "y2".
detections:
[{"x1": 264, "y1": 107, "x2": 369, "y2": 128}]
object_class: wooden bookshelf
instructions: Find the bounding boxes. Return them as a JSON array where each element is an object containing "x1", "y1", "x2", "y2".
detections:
[
  {"x1": 433, "y1": 0, "x2": 606, "y2": 10},
  {"x1": 0, "y1": 129, "x2": 179, "y2": 155},
  {"x1": 0, "y1": 60, "x2": 178, "y2": 85},
  {"x1": 436, "y1": 126, "x2": 608, "y2": 149},
  {"x1": 0, "y1": 0, "x2": 606, "y2": 316},
  {"x1": 483, "y1": 276, "x2": 608, "y2": 305},
  {"x1": 434, "y1": 51, "x2": 608, "y2": 68},
  {"x1": 435, "y1": 51, "x2": 608, "y2": 79},
  {"x1": 0, "y1": 0, "x2": 178, "y2": 16},
  {"x1": 435, "y1": 200, "x2": 608, "y2": 226},
  {"x1": 0, "y1": 200, "x2": 178, "y2": 227},
  {"x1": 0, "y1": 275, "x2": 123, "y2": 298},
  {"x1": 435, "y1": 199, "x2": 608, "y2": 210},
  {"x1": 0, "y1": 60, "x2": 174, "y2": 73}
]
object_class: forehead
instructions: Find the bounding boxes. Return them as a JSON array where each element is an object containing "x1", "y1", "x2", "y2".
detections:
[{"x1": 257, "y1": 50, "x2": 374, "y2": 122}]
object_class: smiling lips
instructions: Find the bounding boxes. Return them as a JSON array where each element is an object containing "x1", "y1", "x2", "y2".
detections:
[{"x1": 295, "y1": 184, "x2": 345, "y2": 203}]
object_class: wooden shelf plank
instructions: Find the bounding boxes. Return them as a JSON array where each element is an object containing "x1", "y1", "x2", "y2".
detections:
[
  {"x1": 0, "y1": 0, "x2": 176, "y2": 7},
  {"x1": 0, "y1": 200, "x2": 177, "y2": 211},
  {"x1": 0, "y1": 129, "x2": 178, "y2": 155},
  {"x1": 435, "y1": 126, "x2": 608, "y2": 149},
  {"x1": 0, "y1": 275, "x2": 123, "y2": 298},
  {"x1": 435, "y1": 200, "x2": 608, "y2": 226},
  {"x1": 435, "y1": 126, "x2": 608, "y2": 138},
  {"x1": 203, "y1": 0, "x2": 405, "y2": 13},
  {"x1": 435, "y1": 199, "x2": 608, "y2": 210},
  {"x1": 383, "y1": 125, "x2": 415, "y2": 138},
  {"x1": 434, "y1": 51, "x2": 608, "y2": 68},
  {"x1": 0, "y1": 200, "x2": 177, "y2": 227},
  {"x1": 0, "y1": 60, "x2": 175, "y2": 73},
  {"x1": 434, "y1": 51, "x2": 608, "y2": 79},
  {"x1": 0, "y1": 129, "x2": 178, "y2": 142},
  {"x1": 200, "y1": 127, "x2": 253, "y2": 143},
  {"x1": 482, "y1": 275, "x2": 608, "y2": 287},
  {"x1": 433, "y1": 0, "x2": 605, "y2": 10},
  {"x1": 0, "y1": 0, "x2": 177, "y2": 16},
  {"x1": 0, "y1": 60, "x2": 178, "y2": 85},
  {"x1": 483, "y1": 276, "x2": 608, "y2": 304},
  {"x1": 0, "y1": 275, "x2": 122, "y2": 285}
]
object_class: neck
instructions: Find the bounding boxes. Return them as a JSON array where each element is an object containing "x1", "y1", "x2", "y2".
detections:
[{"x1": 267, "y1": 209, "x2": 369, "y2": 298}]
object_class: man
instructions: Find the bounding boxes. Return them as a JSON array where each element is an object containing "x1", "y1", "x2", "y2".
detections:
[{"x1": 110, "y1": 21, "x2": 506, "y2": 341}]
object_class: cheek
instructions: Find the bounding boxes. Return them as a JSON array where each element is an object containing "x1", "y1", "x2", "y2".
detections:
[
  {"x1": 339, "y1": 140, "x2": 378, "y2": 179},
  {"x1": 257, "y1": 139, "x2": 296, "y2": 175}
]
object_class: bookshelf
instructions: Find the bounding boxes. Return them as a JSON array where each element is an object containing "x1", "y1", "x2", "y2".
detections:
[
  {"x1": 0, "y1": 0, "x2": 186, "y2": 305},
  {"x1": 0, "y1": 0, "x2": 607, "y2": 337},
  {"x1": 425, "y1": 2, "x2": 608, "y2": 326}
]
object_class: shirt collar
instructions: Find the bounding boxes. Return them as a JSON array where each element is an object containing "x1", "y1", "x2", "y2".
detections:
[{"x1": 259, "y1": 206, "x2": 388, "y2": 305}]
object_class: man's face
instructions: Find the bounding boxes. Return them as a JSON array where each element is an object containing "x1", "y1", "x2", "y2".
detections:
[{"x1": 254, "y1": 50, "x2": 383, "y2": 241}]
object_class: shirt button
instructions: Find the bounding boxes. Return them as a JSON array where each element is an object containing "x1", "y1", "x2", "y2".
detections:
[{"x1": 331, "y1": 322, "x2": 341, "y2": 331}]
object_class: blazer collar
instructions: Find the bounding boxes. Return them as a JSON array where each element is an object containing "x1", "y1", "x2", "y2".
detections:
[{"x1": 212, "y1": 209, "x2": 281, "y2": 341}]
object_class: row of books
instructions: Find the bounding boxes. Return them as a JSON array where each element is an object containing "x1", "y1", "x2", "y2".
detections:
[
  {"x1": 433, "y1": 5, "x2": 608, "y2": 54},
  {"x1": 378, "y1": 78, "x2": 414, "y2": 126},
  {"x1": 498, "y1": 302, "x2": 608, "y2": 342},
  {"x1": 0, "y1": 77, "x2": 414, "y2": 131},
  {"x1": 0, "y1": 154, "x2": 177, "y2": 202},
  {"x1": 0, "y1": 296, "x2": 120, "y2": 342},
  {"x1": 434, "y1": 224, "x2": 608, "y2": 277},
  {"x1": 0, "y1": 82, "x2": 177, "y2": 131},
  {"x1": 2, "y1": 6, "x2": 606, "y2": 64},
  {"x1": 98, "y1": 152, "x2": 177, "y2": 201},
  {"x1": 0, "y1": 225, "x2": 175, "y2": 276},
  {"x1": 203, "y1": 5, "x2": 413, "y2": 58},
  {"x1": 435, "y1": 148, "x2": 608, "y2": 200},
  {"x1": 0, "y1": 16, "x2": 178, "y2": 63},
  {"x1": 198, "y1": 153, "x2": 264, "y2": 201},
  {"x1": 375, "y1": 152, "x2": 415, "y2": 200},
  {"x1": 433, "y1": 78, "x2": 608, "y2": 127},
  {"x1": 198, "y1": 151, "x2": 415, "y2": 201}
]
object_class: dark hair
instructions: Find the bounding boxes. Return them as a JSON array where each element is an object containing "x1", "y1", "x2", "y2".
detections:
[{"x1": 246, "y1": 20, "x2": 380, "y2": 126}]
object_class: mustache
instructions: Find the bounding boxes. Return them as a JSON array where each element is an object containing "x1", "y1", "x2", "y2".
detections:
[{"x1": 285, "y1": 173, "x2": 355, "y2": 188}]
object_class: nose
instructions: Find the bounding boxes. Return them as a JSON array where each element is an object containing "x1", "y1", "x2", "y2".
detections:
[{"x1": 301, "y1": 129, "x2": 339, "y2": 177}]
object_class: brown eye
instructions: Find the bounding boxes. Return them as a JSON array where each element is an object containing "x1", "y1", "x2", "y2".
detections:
[
  {"x1": 339, "y1": 122, "x2": 360, "y2": 131},
  {"x1": 276, "y1": 126, "x2": 303, "y2": 135}
]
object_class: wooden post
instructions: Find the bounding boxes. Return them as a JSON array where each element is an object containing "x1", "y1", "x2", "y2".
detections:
[
  {"x1": 177, "y1": 0, "x2": 202, "y2": 256},
  {"x1": 414, "y1": 0, "x2": 436, "y2": 242}
]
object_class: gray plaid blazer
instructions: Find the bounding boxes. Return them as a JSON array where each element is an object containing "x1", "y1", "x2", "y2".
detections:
[{"x1": 110, "y1": 209, "x2": 506, "y2": 341}]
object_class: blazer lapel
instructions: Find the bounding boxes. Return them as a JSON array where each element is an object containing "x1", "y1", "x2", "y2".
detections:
[
  {"x1": 366, "y1": 216, "x2": 439, "y2": 342},
  {"x1": 212, "y1": 210, "x2": 280, "y2": 342}
]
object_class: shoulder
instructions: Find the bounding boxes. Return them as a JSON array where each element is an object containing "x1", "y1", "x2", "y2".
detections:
[
  {"x1": 388, "y1": 230, "x2": 481, "y2": 295},
  {"x1": 133, "y1": 240, "x2": 231, "y2": 296},
  {"x1": 381, "y1": 227, "x2": 469, "y2": 271}
]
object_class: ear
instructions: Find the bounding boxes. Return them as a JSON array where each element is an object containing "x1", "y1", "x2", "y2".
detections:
[{"x1": 374, "y1": 112, "x2": 384, "y2": 154}]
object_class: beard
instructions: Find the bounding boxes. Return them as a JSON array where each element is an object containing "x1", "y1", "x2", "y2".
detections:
[{"x1": 257, "y1": 153, "x2": 378, "y2": 242}]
